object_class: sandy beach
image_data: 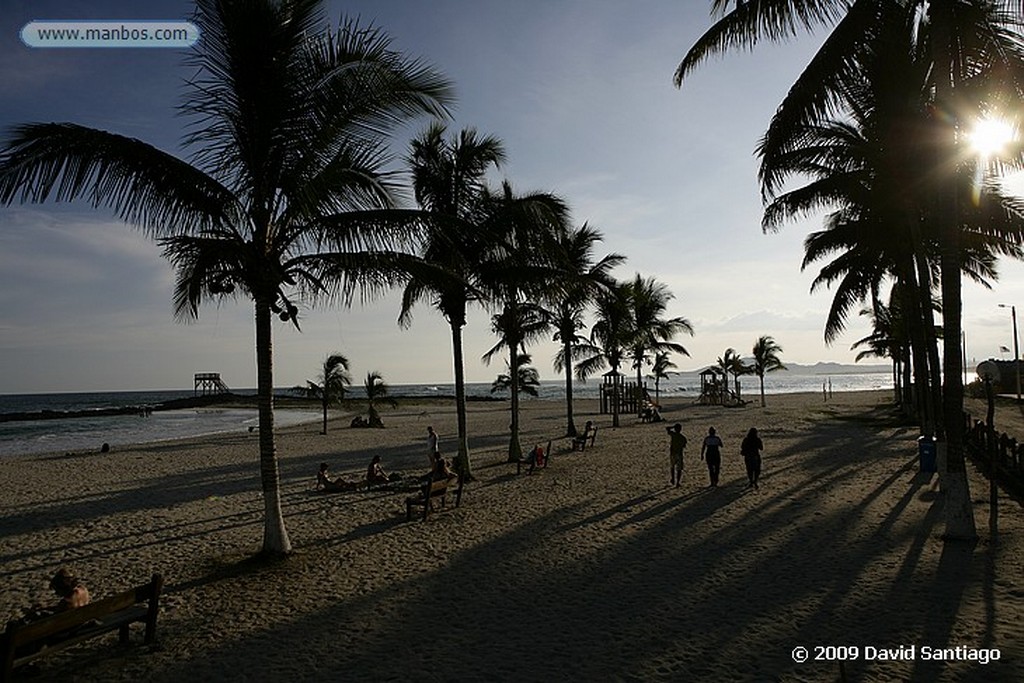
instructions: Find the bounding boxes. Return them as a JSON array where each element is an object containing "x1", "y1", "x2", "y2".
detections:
[{"x1": 1, "y1": 390, "x2": 1022, "y2": 682}]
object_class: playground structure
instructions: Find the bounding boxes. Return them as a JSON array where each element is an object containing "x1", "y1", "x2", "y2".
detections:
[
  {"x1": 598, "y1": 371, "x2": 653, "y2": 416},
  {"x1": 697, "y1": 368, "x2": 744, "y2": 406}
]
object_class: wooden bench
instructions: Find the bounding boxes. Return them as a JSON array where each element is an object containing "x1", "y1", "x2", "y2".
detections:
[
  {"x1": 2, "y1": 574, "x2": 163, "y2": 681},
  {"x1": 516, "y1": 440, "x2": 552, "y2": 475},
  {"x1": 572, "y1": 426, "x2": 598, "y2": 451},
  {"x1": 406, "y1": 477, "x2": 463, "y2": 521}
]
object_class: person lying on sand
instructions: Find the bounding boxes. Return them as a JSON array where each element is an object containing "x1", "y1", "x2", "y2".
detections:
[{"x1": 316, "y1": 463, "x2": 359, "y2": 492}]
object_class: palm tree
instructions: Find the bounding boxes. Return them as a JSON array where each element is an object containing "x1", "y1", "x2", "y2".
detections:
[
  {"x1": 547, "y1": 223, "x2": 625, "y2": 436},
  {"x1": 676, "y1": 0, "x2": 1024, "y2": 541},
  {"x1": 483, "y1": 303, "x2": 551, "y2": 461},
  {"x1": 649, "y1": 351, "x2": 677, "y2": 405},
  {"x1": 576, "y1": 281, "x2": 633, "y2": 428},
  {"x1": 491, "y1": 354, "x2": 542, "y2": 398},
  {"x1": 363, "y1": 371, "x2": 398, "y2": 428},
  {"x1": 401, "y1": 122, "x2": 506, "y2": 479},
  {"x1": 292, "y1": 353, "x2": 351, "y2": 434},
  {"x1": 759, "y1": 9, "x2": 1024, "y2": 432},
  {"x1": 479, "y1": 181, "x2": 569, "y2": 461},
  {"x1": 715, "y1": 347, "x2": 748, "y2": 403},
  {"x1": 851, "y1": 299, "x2": 907, "y2": 407},
  {"x1": 0, "y1": 0, "x2": 452, "y2": 555},
  {"x1": 625, "y1": 275, "x2": 694, "y2": 391},
  {"x1": 751, "y1": 336, "x2": 786, "y2": 407}
]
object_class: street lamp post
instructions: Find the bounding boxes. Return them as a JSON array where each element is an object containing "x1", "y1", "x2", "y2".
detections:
[{"x1": 999, "y1": 303, "x2": 1021, "y2": 402}]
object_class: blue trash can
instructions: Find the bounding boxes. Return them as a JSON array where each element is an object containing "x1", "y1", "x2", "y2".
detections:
[{"x1": 918, "y1": 436, "x2": 937, "y2": 473}]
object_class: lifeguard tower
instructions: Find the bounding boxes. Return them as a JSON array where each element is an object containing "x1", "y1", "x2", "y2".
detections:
[{"x1": 194, "y1": 372, "x2": 230, "y2": 396}]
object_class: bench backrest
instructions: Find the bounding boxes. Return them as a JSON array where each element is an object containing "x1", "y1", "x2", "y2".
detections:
[
  {"x1": 424, "y1": 479, "x2": 450, "y2": 498},
  {"x1": 5, "y1": 575, "x2": 163, "y2": 647}
]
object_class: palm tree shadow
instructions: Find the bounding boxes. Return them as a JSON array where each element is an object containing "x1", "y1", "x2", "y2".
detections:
[
  {"x1": 336, "y1": 515, "x2": 407, "y2": 544},
  {"x1": 170, "y1": 551, "x2": 290, "y2": 595},
  {"x1": 909, "y1": 537, "x2": 980, "y2": 681}
]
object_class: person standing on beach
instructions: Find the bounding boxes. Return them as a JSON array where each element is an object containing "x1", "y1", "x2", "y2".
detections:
[
  {"x1": 666, "y1": 423, "x2": 687, "y2": 487},
  {"x1": 740, "y1": 427, "x2": 763, "y2": 490},
  {"x1": 700, "y1": 427, "x2": 723, "y2": 488},
  {"x1": 426, "y1": 426, "x2": 439, "y2": 467}
]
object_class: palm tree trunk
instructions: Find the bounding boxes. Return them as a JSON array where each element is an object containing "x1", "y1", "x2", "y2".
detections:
[
  {"x1": 909, "y1": 210, "x2": 944, "y2": 437},
  {"x1": 915, "y1": 249, "x2": 945, "y2": 437},
  {"x1": 563, "y1": 336, "x2": 578, "y2": 437},
  {"x1": 892, "y1": 358, "x2": 900, "y2": 405},
  {"x1": 899, "y1": 258, "x2": 934, "y2": 435},
  {"x1": 612, "y1": 367, "x2": 621, "y2": 429},
  {"x1": 450, "y1": 320, "x2": 472, "y2": 479},
  {"x1": 924, "y1": 300, "x2": 944, "y2": 435},
  {"x1": 321, "y1": 396, "x2": 328, "y2": 435},
  {"x1": 508, "y1": 344, "x2": 523, "y2": 462},
  {"x1": 932, "y1": 0, "x2": 976, "y2": 541},
  {"x1": 759, "y1": 372, "x2": 766, "y2": 407},
  {"x1": 901, "y1": 346, "x2": 913, "y2": 415},
  {"x1": 938, "y1": 214, "x2": 976, "y2": 539},
  {"x1": 255, "y1": 299, "x2": 292, "y2": 556}
]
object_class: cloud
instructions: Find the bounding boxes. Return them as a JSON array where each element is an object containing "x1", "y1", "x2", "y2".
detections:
[{"x1": 0, "y1": 208, "x2": 173, "y2": 287}]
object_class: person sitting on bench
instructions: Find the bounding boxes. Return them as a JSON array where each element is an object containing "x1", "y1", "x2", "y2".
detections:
[
  {"x1": 13, "y1": 568, "x2": 91, "y2": 660},
  {"x1": 50, "y1": 568, "x2": 90, "y2": 612},
  {"x1": 573, "y1": 421, "x2": 594, "y2": 450},
  {"x1": 531, "y1": 444, "x2": 546, "y2": 467},
  {"x1": 21, "y1": 568, "x2": 90, "y2": 622},
  {"x1": 431, "y1": 454, "x2": 458, "y2": 483},
  {"x1": 525, "y1": 443, "x2": 545, "y2": 473}
]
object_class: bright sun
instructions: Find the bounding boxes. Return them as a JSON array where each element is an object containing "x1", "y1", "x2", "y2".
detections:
[{"x1": 967, "y1": 116, "x2": 1015, "y2": 157}]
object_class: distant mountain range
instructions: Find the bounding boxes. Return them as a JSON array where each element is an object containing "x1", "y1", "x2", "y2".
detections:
[
  {"x1": 684, "y1": 361, "x2": 890, "y2": 375},
  {"x1": 781, "y1": 362, "x2": 890, "y2": 374}
]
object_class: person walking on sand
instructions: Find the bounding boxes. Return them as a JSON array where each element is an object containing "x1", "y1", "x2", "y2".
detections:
[
  {"x1": 666, "y1": 423, "x2": 687, "y2": 487},
  {"x1": 741, "y1": 427, "x2": 764, "y2": 490},
  {"x1": 426, "y1": 426, "x2": 439, "y2": 467},
  {"x1": 700, "y1": 427, "x2": 723, "y2": 488}
]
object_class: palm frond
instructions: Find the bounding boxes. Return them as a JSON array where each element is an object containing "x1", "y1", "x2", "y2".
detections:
[
  {"x1": 675, "y1": 0, "x2": 848, "y2": 87},
  {"x1": 0, "y1": 123, "x2": 236, "y2": 236}
]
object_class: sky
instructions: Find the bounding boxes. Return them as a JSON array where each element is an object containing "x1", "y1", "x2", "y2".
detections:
[{"x1": 2, "y1": 0, "x2": 1023, "y2": 394}]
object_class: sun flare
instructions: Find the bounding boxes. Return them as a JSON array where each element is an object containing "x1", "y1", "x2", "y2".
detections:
[{"x1": 968, "y1": 116, "x2": 1015, "y2": 157}]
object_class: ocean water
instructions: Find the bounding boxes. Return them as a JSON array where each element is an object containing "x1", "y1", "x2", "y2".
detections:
[
  {"x1": 0, "y1": 391, "x2": 319, "y2": 458},
  {"x1": 0, "y1": 370, "x2": 892, "y2": 457}
]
